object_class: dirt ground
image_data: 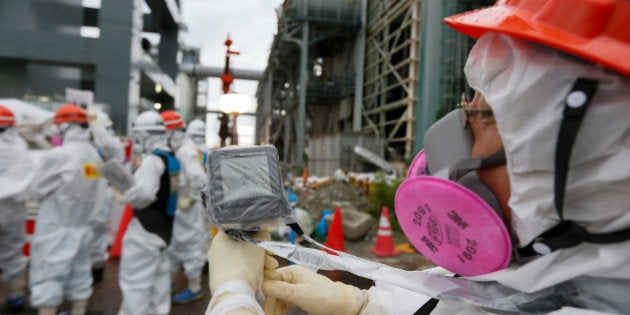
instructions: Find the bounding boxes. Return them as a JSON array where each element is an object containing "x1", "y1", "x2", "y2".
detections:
[{"x1": 295, "y1": 180, "x2": 435, "y2": 272}]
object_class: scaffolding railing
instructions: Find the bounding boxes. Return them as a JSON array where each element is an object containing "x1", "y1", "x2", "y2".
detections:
[
  {"x1": 283, "y1": 0, "x2": 361, "y2": 25},
  {"x1": 307, "y1": 75, "x2": 355, "y2": 103}
]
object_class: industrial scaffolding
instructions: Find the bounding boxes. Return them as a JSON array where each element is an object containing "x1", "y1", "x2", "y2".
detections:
[
  {"x1": 362, "y1": 0, "x2": 420, "y2": 159},
  {"x1": 256, "y1": 0, "x2": 364, "y2": 170},
  {"x1": 256, "y1": 0, "x2": 495, "y2": 173},
  {"x1": 414, "y1": 0, "x2": 494, "y2": 152}
]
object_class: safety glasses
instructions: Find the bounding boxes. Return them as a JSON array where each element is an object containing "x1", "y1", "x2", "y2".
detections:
[{"x1": 459, "y1": 92, "x2": 494, "y2": 128}]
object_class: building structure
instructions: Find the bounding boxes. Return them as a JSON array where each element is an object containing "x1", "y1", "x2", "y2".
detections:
[
  {"x1": 414, "y1": 0, "x2": 494, "y2": 152},
  {"x1": 0, "y1": 0, "x2": 183, "y2": 134},
  {"x1": 257, "y1": 0, "x2": 495, "y2": 174},
  {"x1": 256, "y1": 0, "x2": 365, "y2": 174}
]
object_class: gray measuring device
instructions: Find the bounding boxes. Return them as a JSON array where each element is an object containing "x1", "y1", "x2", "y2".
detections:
[{"x1": 204, "y1": 145, "x2": 296, "y2": 232}]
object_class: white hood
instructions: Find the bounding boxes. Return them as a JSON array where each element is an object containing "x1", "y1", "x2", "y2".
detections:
[
  {"x1": 62, "y1": 124, "x2": 91, "y2": 143},
  {"x1": 464, "y1": 33, "x2": 630, "y2": 292}
]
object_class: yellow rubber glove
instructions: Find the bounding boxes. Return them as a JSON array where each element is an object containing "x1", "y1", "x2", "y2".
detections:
[
  {"x1": 209, "y1": 230, "x2": 271, "y2": 294},
  {"x1": 177, "y1": 197, "x2": 192, "y2": 210},
  {"x1": 263, "y1": 265, "x2": 367, "y2": 315},
  {"x1": 261, "y1": 255, "x2": 290, "y2": 315},
  {"x1": 86, "y1": 108, "x2": 98, "y2": 124}
]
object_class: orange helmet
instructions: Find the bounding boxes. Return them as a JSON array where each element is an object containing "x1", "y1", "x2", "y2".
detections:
[
  {"x1": 444, "y1": 0, "x2": 630, "y2": 77},
  {"x1": 53, "y1": 104, "x2": 89, "y2": 125},
  {"x1": 160, "y1": 110, "x2": 185, "y2": 130},
  {"x1": 0, "y1": 105, "x2": 16, "y2": 127}
]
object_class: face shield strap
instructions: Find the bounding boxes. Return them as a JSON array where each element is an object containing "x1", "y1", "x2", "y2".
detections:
[{"x1": 521, "y1": 78, "x2": 630, "y2": 255}]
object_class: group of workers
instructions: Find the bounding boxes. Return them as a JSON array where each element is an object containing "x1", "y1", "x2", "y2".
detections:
[{"x1": 0, "y1": 103, "x2": 211, "y2": 315}]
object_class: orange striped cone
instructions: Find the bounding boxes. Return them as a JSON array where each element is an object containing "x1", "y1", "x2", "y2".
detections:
[
  {"x1": 108, "y1": 204, "x2": 134, "y2": 258},
  {"x1": 302, "y1": 167, "x2": 309, "y2": 188},
  {"x1": 22, "y1": 216, "x2": 36, "y2": 257},
  {"x1": 370, "y1": 206, "x2": 400, "y2": 257},
  {"x1": 323, "y1": 208, "x2": 345, "y2": 255}
]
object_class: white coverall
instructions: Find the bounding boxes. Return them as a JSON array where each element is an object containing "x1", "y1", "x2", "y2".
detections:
[
  {"x1": 28, "y1": 126, "x2": 107, "y2": 308},
  {"x1": 89, "y1": 125, "x2": 125, "y2": 269},
  {"x1": 119, "y1": 153, "x2": 172, "y2": 315},
  {"x1": 168, "y1": 137, "x2": 208, "y2": 287},
  {"x1": 0, "y1": 128, "x2": 34, "y2": 298}
]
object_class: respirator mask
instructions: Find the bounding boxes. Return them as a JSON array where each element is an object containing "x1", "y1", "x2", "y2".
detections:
[
  {"x1": 167, "y1": 129, "x2": 187, "y2": 150},
  {"x1": 396, "y1": 108, "x2": 512, "y2": 276},
  {"x1": 133, "y1": 130, "x2": 165, "y2": 153},
  {"x1": 47, "y1": 122, "x2": 76, "y2": 146}
]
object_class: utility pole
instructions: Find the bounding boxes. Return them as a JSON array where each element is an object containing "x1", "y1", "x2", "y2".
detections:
[{"x1": 218, "y1": 35, "x2": 240, "y2": 147}]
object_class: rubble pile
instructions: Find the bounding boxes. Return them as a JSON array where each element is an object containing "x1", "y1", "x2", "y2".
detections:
[{"x1": 296, "y1": 181, "x2": 374, "y2": 223}]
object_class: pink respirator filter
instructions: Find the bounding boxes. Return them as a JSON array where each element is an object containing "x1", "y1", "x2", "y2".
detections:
[
  {"x1": 407, "y1": 149, "x2": 427, "y2": 179},
  {"x1": 395, "y1": 176, "x2": 511, "y2": 276}
]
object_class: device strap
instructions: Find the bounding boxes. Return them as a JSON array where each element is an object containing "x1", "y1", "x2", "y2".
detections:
[
  {"x1": 414, "y1": 298, "x2": 439, "y2": 315},
  {"x1": 519, "y1": 78, "x2": 630, "y2": 255}
]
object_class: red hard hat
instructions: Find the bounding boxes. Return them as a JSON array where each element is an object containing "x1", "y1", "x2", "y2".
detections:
[
  {"x1": 0, "y1": 105, "x2": 16, "y2": 127},
  {"x1": 53, "y1": 104, "x2": 89, "y2": 125},
  {"x1": 444, "y1": 0, "x2": 630, "y2": 76},
  {"x1": 160, "y1": 110, "x2": 185, "y2": 130}
]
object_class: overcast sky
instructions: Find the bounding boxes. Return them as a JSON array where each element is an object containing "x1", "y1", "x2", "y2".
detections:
[
  {"x1": 180, "y1": 0, "x2": 284, "y2": 108},
  {"x1": 180, "y1": 0, "x2": 284, "y2": 146}
]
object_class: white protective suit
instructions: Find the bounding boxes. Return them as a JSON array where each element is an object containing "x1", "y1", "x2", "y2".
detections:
[
  {"x1": 168, "y1": 136, "x2": 208, "y2": 289},
  {"x1": 118, "y1": 136, "x2": 173, "y2": 315},
  {"x1": 28, "y1": 125, "x2": 107, "y2": 308},
  {"x1": 89, "y1": 123, "x2": 125, "y2": 270},
  {"x1": 209, "y1": 33, "x2": 629, "y2": 315},
  {"x1": 359, "y1": 33, "x2": 630, "y2": 315},
  {"x1": 464, "y1": 33, "x2": 630, "y2": 291},
  {"x1": 0, "y1": 127, "x2": 34, "y2": 299}
]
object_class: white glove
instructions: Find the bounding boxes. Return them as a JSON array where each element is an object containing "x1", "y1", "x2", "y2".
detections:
[
  {"x1": 209, "y1": 231, "x2": 270, "y2": 294},
  {"x1": 263, "y1": 265, "x2": 367, "y2": 315},
  {"x1": 177, "y1": 197, "x2": 193, "y2": 210}
]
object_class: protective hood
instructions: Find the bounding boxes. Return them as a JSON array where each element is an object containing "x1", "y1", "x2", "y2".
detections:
[
  {"x1": 134, "y1": 131, "x2": 168, "y2": 154},
  {"x1": 61, "y1": 124, "x2": 91, "y2": 143},
  {"x1": 167, "y1": 129, "x2": 187, "y2": 151},
  {"x1": 0, "y1": 127, "x2": 34, "y2": 199},
  {"x1": 0, "y1": 127, "x2": 28, "y2": 150},
  {"x1": 465, "y1": 32, "x2": 630, "y2": 291}
]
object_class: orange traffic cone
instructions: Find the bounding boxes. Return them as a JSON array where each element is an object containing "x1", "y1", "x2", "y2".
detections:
[
  {"x1": 323, "y1": 208, "x2": 345, "y2": 255},
  {"x1": 108, "y1": 204, "x2": 134, "y2": 258},
  {"x1": 22, "y1": 216, "x2": 36, "y2": 257},
  {"x1": 302, "y1": 167, "x2": 309, "y2": 188},
  {"x1": 370, "y1": 206, "x2": 400, "y2": 257}
]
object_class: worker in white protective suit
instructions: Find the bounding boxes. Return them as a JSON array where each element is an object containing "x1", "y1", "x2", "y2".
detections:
[
  {"x1": 186, "y1": 119, "x2": 218, "y2": 241},
  {"x1": 87, "y1": 108, "x2": 125, "y2": 284},
  {"x1": 160, "y1": 111, "x2": 208, "y2": 303},
  {"x1": 29, "y1": 104, "x2": 107, "y2": 315},
  {"x1": 186, "y1": 118, "x2": 209, "y2": 160},
  {"x1": 205, "y1": 0, "x2": 630, "y2": 314},
  {"x1": 185, "y1": 118, "x2": 213, "y2": 252},
  {"x1": 118, "y1": 110, "x2": 179, "y2": 315},
  {"x1": 0, "y1": 105, "x2": 35, "y2": 311}
]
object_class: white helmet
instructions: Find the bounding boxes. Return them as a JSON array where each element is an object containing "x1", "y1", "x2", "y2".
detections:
[
  {"x1": 186, "y1": 119, "x2": 206, "y2": 137},
  {"x1": 132, "y1": 111, "x2": 165, "y2": 133},
  {"x1": 132, "y1": 111, "x2": 167, "y2": 152}
]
